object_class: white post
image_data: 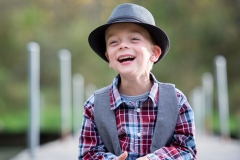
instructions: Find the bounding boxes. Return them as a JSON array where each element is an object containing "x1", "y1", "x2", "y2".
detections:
[
  {"x1": 59, "y1": 49, "x2": 72, "y2": 138},
  {"x1": 202, "y1": 72, "x2": 214, "y2": 134},
  {"x1": 27, "y1": 42, "x2": 40, "y2": 158},
  {"x1": 72, "y1": 73, "x2": 84, "y2": 135},
  {"x1": 40, "y1": 94, "x2": 45, "y2": 128},
  {"x1": 214, "y1": 55, "x2": 229, "y2": 138},
  {"x1": 190, "y1": 87, "x2": 204, "y2": 134}
]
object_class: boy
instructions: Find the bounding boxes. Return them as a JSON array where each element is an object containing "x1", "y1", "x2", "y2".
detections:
[{"x1": 79, "y1": 3, "x2": 197, "y2": 160}]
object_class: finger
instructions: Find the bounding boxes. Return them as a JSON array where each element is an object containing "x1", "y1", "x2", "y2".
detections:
[
  {"x1": 136, "y1": 156, "x2": 149, "y2": 160},
  {"x1": 116, "y1": 151, "x2": 128, "y2": 160}
]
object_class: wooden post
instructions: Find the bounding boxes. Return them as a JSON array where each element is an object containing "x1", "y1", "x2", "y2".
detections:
[
  {"x1": 72, "y1": 73, "x2": 84, "y2": 135},
  {"x1": 214, "y1": 55, "x2": 230, "y2": 138},
  {"x1": 190, "y1": 87, "x2": 204, "y2": 134},
  {"x1": 27, "y1": 42, "x2": 40, "y2": 158},
  {"x1": 59, "y1": 49, "x2": 72, "y2": 138},
  {"x1": 202, "y1": 72, "x2": 214, "y2": 134}
]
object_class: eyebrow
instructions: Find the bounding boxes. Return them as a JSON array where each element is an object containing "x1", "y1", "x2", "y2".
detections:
[{"x1": 105, "y1": 33, "x2": 114, "y2": 41}]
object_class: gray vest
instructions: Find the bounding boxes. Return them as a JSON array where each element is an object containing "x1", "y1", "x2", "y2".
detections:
[{"x1": 94, "y1": 82, "x2": 178, "y2": 156}]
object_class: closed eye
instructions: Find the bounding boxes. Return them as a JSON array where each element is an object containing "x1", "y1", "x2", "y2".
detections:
[
  {"x1": 131, "y1": 37, "x2": 140, "y2": 42},
  {"x1": 109, "y1": 41, "x2": 118, "y2": 45},
  {"x1": 131, "y1": 38, "x2": 140, "y2": 41}
]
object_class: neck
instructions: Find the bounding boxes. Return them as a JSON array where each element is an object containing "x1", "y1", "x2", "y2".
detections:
[{"x1": 118, "y1": 74, "x2": 153, "y2": 96}]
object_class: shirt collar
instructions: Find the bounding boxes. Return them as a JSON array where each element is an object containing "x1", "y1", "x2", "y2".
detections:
[{"x1": 109, "y1": 73, "x2": 159, "y2": 110}]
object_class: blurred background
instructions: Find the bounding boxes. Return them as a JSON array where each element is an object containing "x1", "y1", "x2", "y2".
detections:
[{"x1": 0, "y1": 0, "x2": 240, "y2": 159}]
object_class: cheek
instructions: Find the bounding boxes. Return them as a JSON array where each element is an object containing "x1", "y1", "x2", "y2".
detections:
[
  {"x1": 141, "y1": 47, "x2": 152, "y2": 59},
  {"x1": 106, "y1": 48, "x2": 114, "y2": 58},
  {"x1": 107, "y1": 55, "x2": 114, "y2": 68}
]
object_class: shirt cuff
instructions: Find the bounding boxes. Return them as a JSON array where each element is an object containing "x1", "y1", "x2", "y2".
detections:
[
  {"x1": 146, "y1": 153, "x2": 159, "y2": 160},
  {"x1": 104, "y1": 152, "x2": 117, "y2": 160}
]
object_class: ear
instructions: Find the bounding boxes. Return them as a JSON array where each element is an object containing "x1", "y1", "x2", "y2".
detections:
[
  {"x1": 105, "y1": 52, "x2": 112, "y2": 68},
  {"x1": 150, "y1": 45, "x2": 161, "y2": 62}
]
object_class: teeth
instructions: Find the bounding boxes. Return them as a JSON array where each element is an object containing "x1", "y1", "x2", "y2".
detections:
[{"x1": 118, "y1": 56, "x2": 135, "y2": 60}]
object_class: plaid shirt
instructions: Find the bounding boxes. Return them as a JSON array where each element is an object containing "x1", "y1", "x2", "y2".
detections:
[{"x1": 79, "y1": 74, "x2": 197, "y2": 160}]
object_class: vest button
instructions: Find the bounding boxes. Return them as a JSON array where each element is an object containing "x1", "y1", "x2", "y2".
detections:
[{"x1": 136, "y1": 108, "x2": 141, "y2": 112}]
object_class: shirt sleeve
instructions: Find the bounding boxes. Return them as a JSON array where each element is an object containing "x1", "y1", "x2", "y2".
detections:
[
  {"x1": 78, "y1": 95, "x2": 118, "y2": 160},
  {"x1": 146, "y1": 89, "x2": 197, "y2": 160}
]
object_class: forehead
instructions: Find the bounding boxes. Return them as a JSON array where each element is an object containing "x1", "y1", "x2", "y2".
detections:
[{"x1": 105, "y1": 23, "x2": 150, "y2": 39}]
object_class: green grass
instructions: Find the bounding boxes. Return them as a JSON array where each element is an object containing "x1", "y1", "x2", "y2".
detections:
[
  {"x1": 212, "y1": 111, "x2": 240, "y2": 138},
  {"x1": 40, "y1": 105, "x2": 61, "y2": 133},
  {"x1": 0, "y1": 105, "x2": 61, "y2": 134},
  {"x1": 0, "y1": 109, "x2": 28, "y2": 133}
]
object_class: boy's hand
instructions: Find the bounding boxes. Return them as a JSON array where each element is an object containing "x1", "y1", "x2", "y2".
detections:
[
  {"x1": 116, "y1": 151, "x2": 128, "y2": 160},
  {"x1": 136, "y1": 156, "x2": 150, "y2": 160}
]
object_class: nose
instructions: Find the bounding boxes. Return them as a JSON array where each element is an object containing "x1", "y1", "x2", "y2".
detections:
[{"x1": 119, "y1": 41, "x2": 129, "y2": 50}]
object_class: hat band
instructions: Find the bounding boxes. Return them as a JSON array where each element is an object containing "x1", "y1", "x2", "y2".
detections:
[{"x1": 107, "y1": 16, "x2": 150, "y2": 25}]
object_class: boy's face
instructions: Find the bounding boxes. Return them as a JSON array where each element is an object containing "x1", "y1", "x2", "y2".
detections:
[{"x1": 105, "y1": 23, "x2": 161, "y2": 77}]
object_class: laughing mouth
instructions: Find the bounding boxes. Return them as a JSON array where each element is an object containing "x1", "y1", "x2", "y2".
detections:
[{"x1": 118, "y1": 56, "x2": 135, "y2": 63}]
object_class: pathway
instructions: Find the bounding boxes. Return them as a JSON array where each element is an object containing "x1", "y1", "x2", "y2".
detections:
[{"x1": 10, "y1": 134, "x2": 240, "y2": 160}]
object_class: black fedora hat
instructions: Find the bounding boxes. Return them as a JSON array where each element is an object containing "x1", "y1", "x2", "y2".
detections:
[{"x1": 88, "y1": 3, "x2": 170, "y2": 64}]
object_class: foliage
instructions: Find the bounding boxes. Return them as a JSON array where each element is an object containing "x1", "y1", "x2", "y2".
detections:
[{"x1": 0, "y1": 0, "x2": 239, "y2": 135}]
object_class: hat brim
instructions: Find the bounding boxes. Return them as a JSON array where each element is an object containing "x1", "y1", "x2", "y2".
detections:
[{"x1": 88, "y1": 22, "x2": 170, "y2": 64}]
